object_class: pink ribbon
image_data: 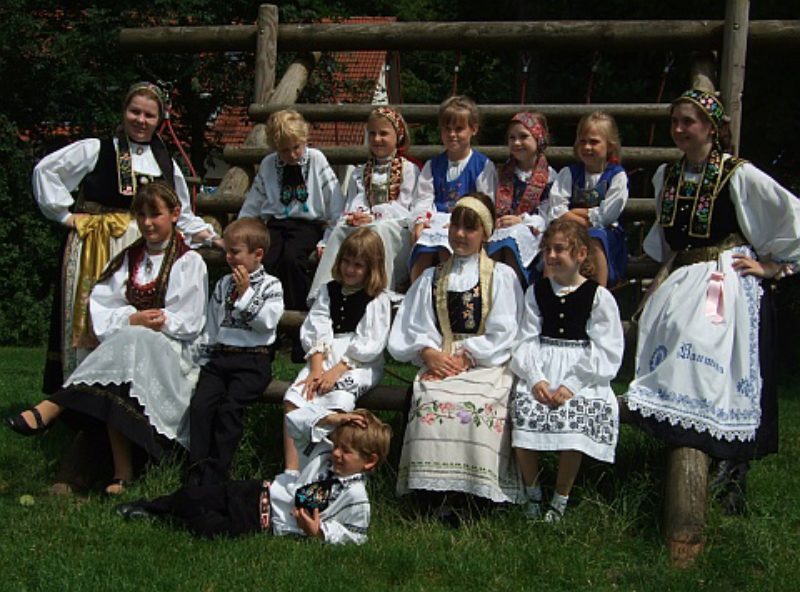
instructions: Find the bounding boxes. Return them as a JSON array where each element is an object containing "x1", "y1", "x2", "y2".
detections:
[{"x1": 704, "y1": 271, "x2": 725, "y2": 324}]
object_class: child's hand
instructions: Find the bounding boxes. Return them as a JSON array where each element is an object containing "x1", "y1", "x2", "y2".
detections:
[
  {"x1": 319, "y1": 411, "x2": 367, "y2": 429},
  {"x1": 292, "y1": 507, "x2": 323, "y2": 539},
  {"x1": 297, "y1": 368, "x2": 323, "y2": 399},
  {"x1": 563, "y1": 210, "x2": 590, "y2": 227},
  {"x1": 317, "y1": 362, "x2": 348, "y2": 394},
  {"x1": 420, "y1": 348, "x2": 462, "y2": 380},
  {"x1": 347, "y1": 211, "x2": 373, "y2": 227},
  {"x1": 497, "y1": 215, "x2": 522, "y2": 229},
  {"x1": 129, "y1": 309, "x2": 166, "y2": 332},
  {"x1": 532, "y1": 380, "x2": 552, "y2": 406},
  {"x1": 413, "y1": 221, "x2": 429, "y2": 243},
  {"x1": 732, "y1": 253, "x2": 780, "y2": 279},
  {"x1": 232, "y1": 265, "x2": 250, "y2": 294},
  {"x1": 550, "y1": 385, "x2": 574, "y2": 407}
]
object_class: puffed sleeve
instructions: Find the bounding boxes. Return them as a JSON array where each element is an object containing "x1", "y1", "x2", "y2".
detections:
[
  {"x1": 543, "y1": 166, "x2": 572, "y2": 224},
  {"x1": 410, "y1": 160, "x2": 436, "y2": 224},
  {"x1": 161, "y1": 251, "x2": 208, "y2": 340},
  {"x1": 475, "y1": 158, "x2": 498, "y2": 199},
  {"x1": 588, "y1": 169, "x2": 628, "y2": 228},
  {"x1": 729, "y1": 162, "x2": 800, "y2": 263},
  {"x1": 341, "y1": 292, "x2": 391, "y2": 367},
  {"x1": 559, "y1": 286, "x2": 624, "y2": 395},
  {"x1": 510, "y1": 283, "x2": 547, "y2": 385},
  {"x1": 32, "y1": 139, "x2": 102, "y2": 225},
  {"x1": 460, "y1": 263, "x2": 523, "y2": 367},
  {"x1": 89, "y1": 254, "x2": 137, "y2": 341},
  {"x1": 301, "y1": 283, "x2": 335, "y2": 356},
  {"x1": 233, "y1": 274, "x2": 284, "y2": 334},
  {"x1": 172, "y1": 164, "x2": 216, "y2": 241},
  {"x1": 387, "y1": 268, "x2": 442, "y2": 365}
]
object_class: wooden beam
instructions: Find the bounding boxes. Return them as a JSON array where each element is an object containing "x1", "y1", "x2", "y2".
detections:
[
  {"x1": 223, "y1": 145, "x2": 682, "y2": 167},
  {"x1": 253, "y1": 5, "x2": 278, "y2": 104},
  {"x1": 119, "y1": 20, "x2": 800, "y2": 54},
  {"x1": 248, "y1": 103, "x2": 671, "y2": 123},
  {"x1": 720, "y1": 0, "x2": 750, "y2": 155}
]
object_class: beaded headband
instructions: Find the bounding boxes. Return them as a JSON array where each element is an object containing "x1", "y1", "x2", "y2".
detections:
[
  {"x1": 455, "y1": 196, "x2": 494, "y2": 237},
  {"x1": 125, "y1": 81, "x2": 168, "y2": 120},
  {"x1": 372, "y1": 106, "x2": 408, "y2": 147},
  {"x1": 673, "y1": 89, "x2": 728, "y2": 133},
  {"x1": 510, "y1": 111, "x2": 548, "y2": 151}
]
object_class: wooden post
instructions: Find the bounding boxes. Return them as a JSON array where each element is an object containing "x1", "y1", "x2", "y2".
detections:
[
  {"x1": 720, "y1": 0, "x2": 750, "y2": 155},
  {"x1": 664, "y1": 447, "x2": 709, "y2": 568},
  {"x1": 254, "y1": 4, "x2": 278, "y2": 104}
]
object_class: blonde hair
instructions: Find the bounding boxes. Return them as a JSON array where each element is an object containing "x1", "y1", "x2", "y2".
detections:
[
  {"x1": 265, "y1": 109, "x2": 309, "y2": 149},
  {"x1": 331, "y1": 228, "x2": 388, "y2": 297},
  {"x1": 573, "y1": 111, "x2": 622, "y2": 163},
  {"x1": 439, "y1": 95, "x2": 480, "y2": 130},
  {"x1": 367, "y1": 107, "x2": 411, "y2": 151},
  {"x1": 223, "y1": 217, "x2": 269, "y2": 253},
  {"x1": 541, "y1": 218, "x2": 595, "y2": 280},
  {"x1": 331, "y1": 409, "x2": 392, "y2": 467}
]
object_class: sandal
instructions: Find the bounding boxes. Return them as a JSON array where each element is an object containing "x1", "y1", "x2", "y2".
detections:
[
  {"x1": 4, "y1": 407, "x2": 50, "y2": 437},
  {"x1": 104, "y1": 478, "x2": 129, "y2": 496}
]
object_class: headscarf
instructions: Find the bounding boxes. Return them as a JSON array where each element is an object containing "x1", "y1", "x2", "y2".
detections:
[{"x1": 495, "y1": 112, "x2": 551, "y2": 217}]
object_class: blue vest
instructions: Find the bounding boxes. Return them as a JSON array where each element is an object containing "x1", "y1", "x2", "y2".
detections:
[
  {"x1": 568, "y1": 163, "x2": 625, "y2": 209},
  {"x1": 430, "y1": 150, "x2": 489, "y2": 213}
]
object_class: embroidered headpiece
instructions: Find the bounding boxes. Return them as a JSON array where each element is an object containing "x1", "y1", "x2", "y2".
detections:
[
  {"x1": 125, "y1": 81, "x2": 168, "y2": 121},
  {"x1": 455, "y1": 196, "x2": 494, "y2": 237},
  {"x1": 510, "y1": 111, "x2": 548, "y2": 151},
  {"x1": 673, "y1": 89, "x2": 728, "y2": 134},
  {"x1": 372, "y1": 106, "x2": 408, "y2": 148}
]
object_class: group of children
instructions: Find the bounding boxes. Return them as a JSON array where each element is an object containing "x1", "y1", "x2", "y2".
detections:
[{"x1": 8, "y1": 84, "x2": 800, "y2": 544}]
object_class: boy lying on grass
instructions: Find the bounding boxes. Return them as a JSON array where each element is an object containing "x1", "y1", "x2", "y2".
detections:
[{"x1": 116, "y1": 407, "x2": 391, "y2": 545}]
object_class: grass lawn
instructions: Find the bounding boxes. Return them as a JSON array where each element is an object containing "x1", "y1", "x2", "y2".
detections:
[{"x1": 1, "y1": 347, "x2": 799, "y2": 591}]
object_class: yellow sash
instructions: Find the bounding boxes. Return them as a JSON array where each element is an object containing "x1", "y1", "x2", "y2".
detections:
[{"x1": 71, "y1": 212, "x2": 132, "y2": 348}]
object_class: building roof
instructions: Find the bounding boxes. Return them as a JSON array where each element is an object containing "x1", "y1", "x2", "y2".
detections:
[{"x1": 209, "y1": 15, "x2": 396, "y2": 149}]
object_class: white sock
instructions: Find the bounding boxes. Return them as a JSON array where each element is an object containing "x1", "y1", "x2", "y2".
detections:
[{"x1": 550, "y1": 492, "x2": 569, "y2": 514}]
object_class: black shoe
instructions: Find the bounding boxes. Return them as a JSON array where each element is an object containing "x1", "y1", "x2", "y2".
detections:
[
  {"x1": 4, "y1": 407, "x2": 49, "y2": 437},
  {"x1": 115, "y1": 502, "x2": 153, "y2": 521}
]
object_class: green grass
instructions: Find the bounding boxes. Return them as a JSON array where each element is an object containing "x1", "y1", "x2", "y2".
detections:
[{"x1": 1, "y1": 347, "x2": 799, "y2": 591}]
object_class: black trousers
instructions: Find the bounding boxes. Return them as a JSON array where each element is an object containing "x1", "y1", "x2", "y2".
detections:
[
  {"x1": 263, "y1": 218, "x2": 323, "y2": 311},
  {"x1": 188, "y1": 352, "x2": 272, "y2": 486},
  {"x1": 139, "y1": 479, "x2": 266, "y2": 538}
]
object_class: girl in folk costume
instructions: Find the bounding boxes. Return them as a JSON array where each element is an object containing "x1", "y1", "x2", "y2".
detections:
[
  {"x1": 409, "y1": 96, "x2": 498, "y2": 283},
  {"x1": 309, "y1": 106, "x2": 420, "y2": 302},
  {"x1": 546, "y1": 111, "x2": 629, "y2": 287},
  {"x1": 486, "y1": 111, "x2": 557, "y2": 287},
  {"x1": 283, "y1": 228, "x2": 391, "y2": 473},
  {"x1": 510, "y1": 219, "x2": 624, "y2": 522},
  {"x1": 6, "y1": 182, "x2": 208, "y2": 495},
  {"x1": 625, "y1": 89, "x2": 800, "y2": 513},
  {"x1": 33, "y1": 81, "x2": 218, "y2": 392},
  {"x1": 389, "y1": 193, "x2": 523, "y2": 505},
  {"x1": 239, "y1": 109, "x2": 344, "y2": 313}
]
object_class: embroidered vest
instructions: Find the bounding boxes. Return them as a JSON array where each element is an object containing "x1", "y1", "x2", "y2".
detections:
[
  {"x1": 568, "y1": 163, "x2": 625, "y2": 209},
  {"x1": 123, "y1": 237, "x2": 190, "y2": 310},
  {"x1": 534, "y1": 279, "x2": 598, "y2": 341},
  {"x1": 430, "y1": 150, "x2": 489, "y2": 213},
  {"x1": 327, "y1": 281, "x2": 374, "y2": 334}
]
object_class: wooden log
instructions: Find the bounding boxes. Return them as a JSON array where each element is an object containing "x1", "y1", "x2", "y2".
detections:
[
  {"x1": 223, "y1": 145, "x2": 682, "y2": 167},
  {"x1": 119, "y1": 20, "x2": 800, "y2": 54},
  {"x1": 248, "y1": 103, "x2": 672, "y2": 123},
  {"x1": 664, "y1": 447, "x2": 709, "y2": 568},
  {"x1": 720, "y1": 0, "x2": 750, "y2": 155},
  {"x1": 254, "y1": 5, "x2": 278, "y2": 104}
]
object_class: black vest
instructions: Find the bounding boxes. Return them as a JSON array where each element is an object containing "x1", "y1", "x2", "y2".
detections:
[
  {"x1": 534, "y1": 279, "x2": 598, "y2": 341},
  {"x1": 327, "y1": 281, "x2": 374, "y2": 334},
  {"x1": 431, "y1": 275, "x2": 483, "y2": 335},
  {"x1": 662, "y1": 183, "x2": 740, "y2": 251}
]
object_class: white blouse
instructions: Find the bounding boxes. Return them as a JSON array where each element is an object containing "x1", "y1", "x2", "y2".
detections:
[
  {"x1": 204, "y1": 267, "x2": 284, "y2": 349},
  {"x1": 239, "y1": 147, "x2": 345, "y2": 246},
  {"x1": 644, "y1": 160, "x2": 800, "y2": 264},
  {"x1": 411, "y1": 150, "x2": 498, "y2": 223},
  {"x1": 545, "y1": 165, "x2": 628, "y2": 228},
  {"x1": 343, "y1": 157, "x2": 420, "y2": 223},
  {"x1": 302, "y1": 283, "x2": 391, "y2": 368},
  {"x1": 89, "y1": 249, "x2": 208, "y2": 342},
  {"x1": 510, "y1": 279, "x2": 624, "y2": 394},
  {"x1": 388, "y1": 254, "x2": 522, "y2": 367},
  {"x1": 32, "y1": 138, "x2": 214, "y2": 240}
]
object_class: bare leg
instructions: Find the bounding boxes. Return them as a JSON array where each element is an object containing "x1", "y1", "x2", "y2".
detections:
[
  {"x1": 555, "y1": 450, "x2": 583, "y2": 497},
  {"x1": 514, "y1": 448, "x2": 540, "y2": 488},
  {"x1": 283, "y1": 401, "x2": 300, "y2": 472},
  {"x1": 106, "y1": 426, "x2": 134, "y2": 494},
  {"x1": 589, "y1": 240, "x2": 609, "y2": 287},
  {"x1": 19, "y1": 400, "x2": 63, "y2": 429}
]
